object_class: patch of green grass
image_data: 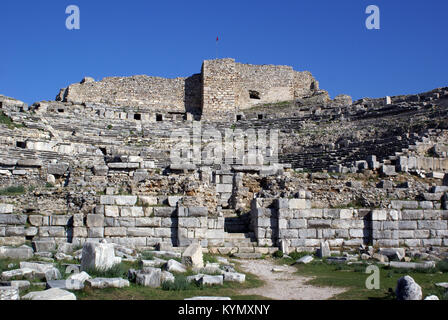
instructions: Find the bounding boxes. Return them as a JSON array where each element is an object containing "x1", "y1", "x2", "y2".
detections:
[
  {"x1": 287, "y1": 251, "x2": 315, "y2": 261},
  {"x1": 0, "y1": 258, "x2": 20, "y2": 273},
  {"x1": 0, "y1": 185, "x2": 26, "y2": 196},
  {"x1": 84, "y1": 263, "x2": 129, "y2": 279},
  {"x1": 289, "y1": 259, "x2": 448, "y2": 300},
  {"x1": 75, "y1": 259, "x2": 266, "y2": 300},
  {"x1": 203, "y1": 253, "x2": 218, "y2": 264},
  {"x1": 45, "y1": 182, "x2": 54, "y2": 188},
  {"x1": 436, "y1": 260, "x2": 448, "y2": 273},
  {"x1": 161, "y1": 275, "x2": 199, "y2": 291},
  {"x1": 0, "y1": 111, "x2": 24, "y2": 129}
]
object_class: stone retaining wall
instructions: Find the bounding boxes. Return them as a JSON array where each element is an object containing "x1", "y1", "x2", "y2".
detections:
[{"x1": 251, "y1": 197, "x2": 448, "y2": 252}]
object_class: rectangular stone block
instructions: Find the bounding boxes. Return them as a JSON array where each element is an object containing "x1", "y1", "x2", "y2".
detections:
[
  {"x1": 153, "y1": 207, "x2": 176, "y2": 217},
  {"x1": 278, "y1": 209, "x2": 292, "y2": 219},
  {"x1": 0, "y1": 204, "x2": 14, "y2": 214},
  {"x1": 5, "y1": 226, "x2": 25, "y2": 236},
  {"x1": 0, "y1": 214, "x2": 27, "y2": 225},
  {"x1": 323, "y1": 209, "x2": 340, "y2": 219},
  {"x1": 50, "y1": 216, "x2": 71, "y2": 226},
  {"x1": 28, "y1": 215, "x2": 43, "y2": 226},
  {"x1": 115, "y1": 218, "x2": 136, "y2": 227},
  {"x1": 398, "y1": 230, "x2": 415, "y2": 238},
  {"x1": 135, "y1": 217, "x2": 161, "y2": 227},
  {"x1": 391, "y1": 200, "x2": 419, "y2": 210},
  {"x1": 322, "y1": 229, "x2": 336, "y2": 238},
  {"x1": 257, "y1": 218, "x2": 272, "y2": 228},
  {"x1": 114, "y1": 196, "x2": 137, "y2": 206},
  {"x1": 104, "y1": 227, "x2": 127, "y2": 236},
  {"x1": 86, "y1": 214, "x2": 104, "y2": 227},
  {"x1": 349, "y1": 229, "x2": 364, "y2": 238},
  {"x1": 278, "y1": 218, "x2": 287, "y2": 229},
  {"x1": 288, "y1": 219, "x2": 307, "y2": 229},
  {"x1": 371, "y1": 210, "x2": 387, "y2": 221},
  {"x1": 255, "y1": 227, "x2": 266, "y2": 239},
  {"x1": 279, "y1": 229, "x2": 298, "y2": 239},
  {"x1": 73, "y1": 214, "x2": 84, "y2": 227},
  {"x1": 216, "y1": 184, "x2": 232, "y2": 193},
  {"x1": 0, "y1": 236, "x2": 25, "y2": 246},
  {"x1": 154, "y1": 228, "x2": 172, "y2": 238},
  {"x1": 188, "y1": 207, "x2": 208, "y2": 217},
  {"x1": 343, "y1": 239, "x2": 364, "y2": 246},
  {"x1": 375, "y1": 239, "x2": 399, "y2": 247},
  {"x1": 331, "y1": 219, "x2": 351, "y2": 229},
  {"x1": 419, "y1": 201, "x2": 434, "y2": 209},
  {"x1": 100, "y1": 195, "x2": 115, "y2": 205},
  {"x1": 414, "y1": 230, "x2": 430, "y2": 238},
  {"x1": 335, "y1": 229, "x2": 349, "y2": 238},
  {"x1": 423, "y1": 210, "x2": 442, "y2": 220},
  {"x1": 401, "y1": 210, "x2": 423, "y2": 220},
  {"x1": 289, "y1": 199, "x2": 310, "y2": 210},
  {"x1": 422, "y1": 239, "x2": 442, "y2": 246},
  {"x1": 298, "y1": 229, "x2": 316, "y2": 238},
  {"x1": 418, "y1": 220, "x2": 447, "y2": 230},
  {"x1": 88, "y1": 227, "x2": 104, "y2": 238},
  {"x1": 308, "y1": 219, "x2": 332, "y2": 228},
  {"x1": 339, "y1": 209, "x2": 354, "y2": 219},
  {"x1": 73, "y1": 227, "x2": 87, "y2": 238},
  {"x1": 178, "y1": 217, "x2": 200, "y2": 228},
  {"x1": 398, "y1": 221, "x2": 417, "y2": 230},
  {"x1": 127, "y1": 227, "x2": 154, "y2": 237},
  {"x1": 138, "y1": 196, "x2": 158, "y2": 206},
  {"x1": 39, "y1": 226, "x2": 66, "y2": 237},
  {"x1": 383, "y1": 221, "x2": 399, "y2": 230},
  {"x1": 105, "y1": 206, "x2": 119, "y2": 217},
  {"x1": 120, "y1": 206, "x2": 144, "y2": 217},
  {"x1": 297, "y1": 209, "x2": 322, "y2": 218}
]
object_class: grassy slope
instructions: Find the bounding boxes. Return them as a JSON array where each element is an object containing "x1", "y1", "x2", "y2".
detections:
[{"x1": 277, "y1": 257, "x2": 448, "y2": 300}]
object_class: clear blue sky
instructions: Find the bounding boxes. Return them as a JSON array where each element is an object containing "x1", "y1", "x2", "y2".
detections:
[{"x1": 0, "y1": 0, "x2": 447, "y2": 105}]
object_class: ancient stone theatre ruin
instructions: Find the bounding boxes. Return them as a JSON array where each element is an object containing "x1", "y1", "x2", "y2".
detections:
[{"x1": 1, "y1": 58, "x2": 448, "y2": 259}]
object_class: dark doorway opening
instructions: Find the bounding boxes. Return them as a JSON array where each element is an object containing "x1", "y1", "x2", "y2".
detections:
[
  {"x1": 16, "y1": 141, "x2": 26, "y2": 148},
  {"x1": 249, "y1": 90, "x2": 261, "y2": 100},
  {"x1": 134, "y1": 114, "x2": 141, "y2": 121}
]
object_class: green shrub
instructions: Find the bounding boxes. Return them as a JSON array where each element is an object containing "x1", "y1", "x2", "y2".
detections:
[
  {"x1": 0, "y1": 111, "x2": 23, "y2": 129},
  {"x1": 85, "y1": 263, "x2": 128, "y2": 278},
  {"x1": 162, "y1": 275, "x2": 199, "y2": 291},
  {"x1": 273, "y1": 250, "x2": 284, "y2": 258},
  {"x1": 436, "y1": 260, "x2": 448, "y2": 273},
  {"x1": 203, "y1": 253, "x2": 218, "y2": 264},
  {"x1": 288, "y1": 251, "x2": 314, "y2": 261},
  {"x1": 0, "y1": 185, "x2": 26, "y2": 195}
]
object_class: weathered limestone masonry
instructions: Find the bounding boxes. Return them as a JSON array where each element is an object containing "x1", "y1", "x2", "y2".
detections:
[
  {"x1": 251, "y1": 196, "x2": 448, "y2": 253},
  {"x1": 1, "y1": 71, "x2": 448, "y2": 257},
  {"x1": 57, "y1": 58, "x2": 320, "y2": 119},
  {"x1": 202, "y1": 58, "x2": 319, "y2": 118},
  {"x1": 57, "y1": 75, "x2": 202, "y2": 115}
]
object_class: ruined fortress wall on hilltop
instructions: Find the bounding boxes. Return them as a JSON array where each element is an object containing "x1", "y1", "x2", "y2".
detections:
[
  {"x1": 235, "y1": 63, "x2": 295, "y2": 109},
  {"x1": 201, "y1": 58, "x2": 238, "y2": 116},
  {"x1": 201, "y1": 59, "x2": 320, "y2": 113},
  {"x1": 56, "y1": 58, "x2": 320, "y2": 117},
  {"x1": 57, "y1": 75, "x2": 202, "y2": 113}
]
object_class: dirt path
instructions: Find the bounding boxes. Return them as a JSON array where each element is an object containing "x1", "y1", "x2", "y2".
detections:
[{"x1": 237, "y1": 259, "x2": 346, "y2": 300}]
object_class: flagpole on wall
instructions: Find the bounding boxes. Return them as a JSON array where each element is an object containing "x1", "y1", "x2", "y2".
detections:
[{"x1": 216, "y1": 36, "x2": 219, "y2": 59}]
